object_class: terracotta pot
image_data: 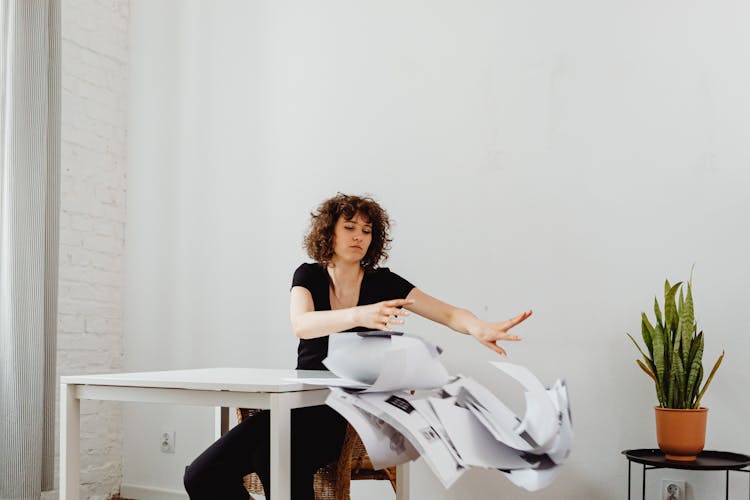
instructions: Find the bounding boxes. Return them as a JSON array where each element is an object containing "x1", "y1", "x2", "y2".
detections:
[{"x1": 654, "y1": 407, "x2": 708, "y2": 461}]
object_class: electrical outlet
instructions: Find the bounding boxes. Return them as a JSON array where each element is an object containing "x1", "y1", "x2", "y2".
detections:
[
  {"x1": 662, "y1": 479, "x2": 685, "y2": 500},
  {"x1": 160, "y1": 430, "x2": 176, "y2": 453}
]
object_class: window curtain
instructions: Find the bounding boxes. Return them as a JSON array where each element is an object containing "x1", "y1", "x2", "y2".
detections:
[{"x1": 0, "y1": 0, "x2": 60, "y2": 498}]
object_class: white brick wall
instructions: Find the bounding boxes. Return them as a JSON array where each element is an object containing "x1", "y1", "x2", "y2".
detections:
[{"x1": 57, "y1": 0, "x2": 129, "y2": 498}]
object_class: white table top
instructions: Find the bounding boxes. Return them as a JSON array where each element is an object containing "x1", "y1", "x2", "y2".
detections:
[{"x1": 60, "y1": 367, "x2": 334, "y2": 392}]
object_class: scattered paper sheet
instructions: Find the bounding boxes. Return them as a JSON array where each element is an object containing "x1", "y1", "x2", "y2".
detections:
[
  {"x1": 429, "y1": 396, "x2": 541, "y2": 470},
  {"x1": 327, "y1": 388, "x2": 419, "y2": 469},
  {"x1": 503, "y1": 457, "x2": 563, "y2": 491},
  {"x1": 351, "y1": 391, "x2": 467, "y2": 489},
  {"x1": 544, "y1": 380, "x2": 573, "y2": 465},
  {"x1": 445, "y1": 377, "x2": 535, "y2": 452},
  {"x1": 491, "y1": 362, "x2": 560, "y2": 452},
  {"x1": 323, "y1": 333, "x2": 452, "y2": 392},
  {"x1": 410, "y1": 398, "x2": 464, "y2": 466},
  {"x1": 305, "y1": 332, "x2": 573, "y2": 493}
]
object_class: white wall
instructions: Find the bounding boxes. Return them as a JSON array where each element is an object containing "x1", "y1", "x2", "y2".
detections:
[
  {"x1": 124, "y1": 1, "x2": 750, "y2": 499},
  {"x1": 57, "y1": 0, "x2": 129, "y2": 498}
]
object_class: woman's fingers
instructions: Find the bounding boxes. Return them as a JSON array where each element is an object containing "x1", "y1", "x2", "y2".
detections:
[
  {"x1": 358, "y1": 301, "x2": 410, "y2": 329},
  {"x1": 376, "y1": 304, "x2": 410, "y2": 328},
  {"x1": 515, "y1": 310, "x2": 533, "y2": 323},
  {"x1": 378, "y1": 312, "x2": 407, "y2": 328},
  {"x1": 497, "y1": 332, "x2": 521, "y2": 341},
  {"x1": 382, "y1": 314, "x2": 405, "y2": 326},
  {"x1": 484, "y1": 341, "x2": 507, "y2": 356},
  {"x1": 500, "y1": 310, "x2": 532, "y2": 330},
  {"x1": 384, "y1": 306, "x2": 409, "y2": 317},
  {"x1": 384, "y1": 298, "x2": 415, "y2": 308},
  {"x1": 471, "y1": 310, "x2": 531, "y2": 356}
]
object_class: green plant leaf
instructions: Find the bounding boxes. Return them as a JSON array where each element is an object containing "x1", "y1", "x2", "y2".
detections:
[
  {"x1": 641, "y1": 313, "x2": 654, "y2": 356},
  {"x1": 687, "y1": 330, "x2": 703, "y2": 366},
  {"x1": 673, "y1": 355, "x2": 686, "y2": 408},
  {"x1": 636, "y1": 359, "x2": 656, "y2": 381},
  {"x1": 627, "y1": 333, "x2": 665, "y2": 404},
  {"x1": 654, "y1": 297, "x2": 663, "y2": 327},
  {"x1": 667, "y1": 370, "x2": 676, "y2": 408},
  {"x1": 694, "y1": 351, "x2": 724, "y2": 408},
  {"x1": 672, "y1": 316, "x2": 683, "y2": 389},
  {"x1": 691, "y1": 364, "x2": 704, "y2": 406},
  {"x1": 663, "y1": 280, "x2": 671, "y2": 331},
  {"x1": 686, "y1": 332, "x2": 704, "y2": 404},
  {"x1": 646, "y1": 355, "x2": 665, "y2": 406},
  {"x1": 652, "y1": 322, "x2": 666, "y2": 390},
  {"x1": 664, "y1": 281, "x2": 683, "y2": 343},
  {"x1": 627, "y1": 333, "x2": 649, "y2": 361},
  {"x1": 680, "y1": 284, "x2": 694, "y2": 362},
  {"x1": 637, "y1": 358, "x2": 664, "y2": 405},
  {"x1": 673, "y1": 319, "x2": 683, "y2": 357}
]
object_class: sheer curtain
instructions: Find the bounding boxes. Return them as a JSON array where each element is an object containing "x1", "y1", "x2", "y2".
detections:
[{"x1": 0, "y1": 0, "x2": 60, "y2": 498}]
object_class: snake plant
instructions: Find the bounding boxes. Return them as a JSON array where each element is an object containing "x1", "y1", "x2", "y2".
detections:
[{"x1": 627, "y1": 276, "x2": 724, "y2": 409}]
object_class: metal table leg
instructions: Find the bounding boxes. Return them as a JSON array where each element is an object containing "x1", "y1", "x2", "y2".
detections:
[
  {"x1": 627, "y1": 460, "x2": 631, "y2": 499},
  {"x1": 726, "y1": 470, "x2": 729, "y2": 500}
]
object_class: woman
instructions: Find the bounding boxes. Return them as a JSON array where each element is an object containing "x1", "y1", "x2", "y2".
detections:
[{"x1": 184, "y1": 193, "x2": 531, "y2": 499}]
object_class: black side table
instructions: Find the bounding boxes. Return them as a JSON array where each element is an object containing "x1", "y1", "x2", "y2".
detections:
[{"x1": 622, "y1": 449, "x2": 750, "y2": 500}]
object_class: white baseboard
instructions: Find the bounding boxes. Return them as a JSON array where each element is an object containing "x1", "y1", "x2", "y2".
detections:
[
  {"x1": 120, "y1": 483, "x2": 266, "y2": 500},
  {"x1": 120, "y1": 480, "x2": 391, "y2": 500},
  {"x1": 120, "y1": 484, "x2": 188, "y2": 500}
]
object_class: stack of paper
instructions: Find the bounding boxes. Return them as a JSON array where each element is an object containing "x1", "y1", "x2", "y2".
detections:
[{"x1": 293, "y1": 332, "x2": 573, "y2": 492}]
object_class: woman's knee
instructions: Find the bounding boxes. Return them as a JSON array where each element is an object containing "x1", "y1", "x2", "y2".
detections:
[
  {"x1": 183, "y1": 464, "x2": 207, "y2": 498},
  {"x1": 184, "y1": 463, "x2": 223, "y2": 499}
]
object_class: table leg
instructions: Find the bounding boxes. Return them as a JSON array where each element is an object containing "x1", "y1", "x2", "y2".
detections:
[
  {"x1": 270, "y1": 393, "x2": 292, "y2": 500},
  {"x1": 627, "y1": 460, "x2": 631, "y2": 500},
  {"x1": 59, "y1": 383, "x2": 80, "y2": 500},
  {"x1": 396, "y1": 462, "x2": 410, "y2": 500},
  {"x1": 214, "y1": 406, "x2": 229, "y2": 439},
  {"x1": 726, "y1": 469, "x2": 729, "y2": 500},
  {"x1": 642, "y1": 464, "x2": 646, "y2": 500}
]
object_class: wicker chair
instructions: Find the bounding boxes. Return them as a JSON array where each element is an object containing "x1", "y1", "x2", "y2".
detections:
[{"x1": 237, "y1": 408, "x2": 397, "y2": 500}]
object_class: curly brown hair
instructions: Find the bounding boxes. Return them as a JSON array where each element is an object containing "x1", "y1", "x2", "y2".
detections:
[{"x1": 304, "y1": 193, "x2": 392, "y2": 270}]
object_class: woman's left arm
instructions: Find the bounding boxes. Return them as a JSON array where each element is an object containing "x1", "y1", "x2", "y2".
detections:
[{"x1": 405, "y1": 288, "x2": 532, "y2": 356}]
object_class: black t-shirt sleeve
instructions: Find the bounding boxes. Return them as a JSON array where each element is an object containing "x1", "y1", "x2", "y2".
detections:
[
  {"x1": 377, "y1": 268, "x2": 416, "y2": 300},
  {"x1": 291, "y1": 263, "x2": 315, "y2": 291},
  {"x1": 291, "y1": 263, "x2": 330, "y2": 311}
]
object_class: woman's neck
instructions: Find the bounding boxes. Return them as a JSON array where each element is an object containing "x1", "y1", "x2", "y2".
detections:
[{"x1": 326, "y1": 259, "x2": 363, "y2": 294}]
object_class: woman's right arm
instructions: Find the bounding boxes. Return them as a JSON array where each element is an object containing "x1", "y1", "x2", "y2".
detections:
[{"x1": 290, "y1": 286, "x2": 413, "y2": 339}]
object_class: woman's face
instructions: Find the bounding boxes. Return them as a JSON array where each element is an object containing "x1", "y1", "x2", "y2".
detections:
[{"x1": 332, "y1": 212, "x2": 372, "y2": 263}]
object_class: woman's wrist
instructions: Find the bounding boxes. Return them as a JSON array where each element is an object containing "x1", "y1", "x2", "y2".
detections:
[
  {"x1": 463, "y1": 314, "x2": 484, "y2": 337},
  {"x1": 349, "y1": 306, "x2": 361, "y2": 327}
]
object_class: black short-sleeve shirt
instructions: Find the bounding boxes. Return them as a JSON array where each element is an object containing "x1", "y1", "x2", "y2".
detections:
[{"x1": 291, "y1": 263, "x2": 415, "y2": 370}]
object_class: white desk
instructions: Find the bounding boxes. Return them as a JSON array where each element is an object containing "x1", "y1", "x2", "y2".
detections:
[{"x1": 60, "y1": 367, "x2": 410, "y2": 500}]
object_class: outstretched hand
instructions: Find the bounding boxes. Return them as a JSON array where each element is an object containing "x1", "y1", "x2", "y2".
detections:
[
  {"x1": 467, "y1": 310, "x2": 532, "y2": 356},
  {"x1": 354, "y1": 298, "x2": 415, "y2": 331}
]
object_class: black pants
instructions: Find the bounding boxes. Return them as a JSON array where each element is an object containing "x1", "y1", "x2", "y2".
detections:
[{"x1": 183, "y1": 405, "x2": 347, "y2": 500}]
